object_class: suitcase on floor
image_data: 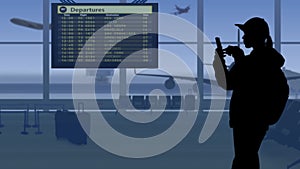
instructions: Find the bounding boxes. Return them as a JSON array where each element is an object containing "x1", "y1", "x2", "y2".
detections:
[
  {"x1": 55, "y1": 110, "x2": 90, "y2": 145},
  {"x1": 55, "y1": 110, "x2": 68, "y2": 140},
  {"x1": 66, "y1": 112, "x2": 90, "y2": 145},
  {"x1": 184, "y1": 95, "x2": 196, "y2": 110}
]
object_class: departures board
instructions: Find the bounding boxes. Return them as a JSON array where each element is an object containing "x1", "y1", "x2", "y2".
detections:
[{"x1": 51, "y1": 3, "x2": 158, "y2": 68}]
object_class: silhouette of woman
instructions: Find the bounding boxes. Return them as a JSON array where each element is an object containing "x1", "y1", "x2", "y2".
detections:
[{"x1": 213, "y1": 17, "x2": 289, "y2": 169}]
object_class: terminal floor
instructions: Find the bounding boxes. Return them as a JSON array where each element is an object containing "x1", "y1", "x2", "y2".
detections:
[{"x1": 0, "y1": 112, "x2": 299, "y2": 169}]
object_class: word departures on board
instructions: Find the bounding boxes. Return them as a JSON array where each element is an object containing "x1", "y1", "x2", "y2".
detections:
[{"x1": 52, "y1": 3, "x2": 158, "y2": 68}]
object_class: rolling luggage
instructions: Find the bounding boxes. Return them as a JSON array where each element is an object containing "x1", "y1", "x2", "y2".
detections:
[{"x1": 55, "y1": 110, "x2": 90, "y2": 145}]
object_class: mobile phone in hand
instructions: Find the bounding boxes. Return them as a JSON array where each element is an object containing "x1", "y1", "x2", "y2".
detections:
[{"x1": 215, "y1": 37, "x2": 224, "y2": 57}]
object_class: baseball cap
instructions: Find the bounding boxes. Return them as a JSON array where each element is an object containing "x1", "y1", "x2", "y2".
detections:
[{"x1": 235, "y1": 17, "x2": 270, "y2": 37}]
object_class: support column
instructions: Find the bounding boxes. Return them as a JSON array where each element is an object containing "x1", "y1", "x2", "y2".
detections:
[
  {"x1": 275, "y1": 0, "x2": 281, "y2": 52},
  {"x1": 197, "y1": 0, "x2": 204, "y2": 112},
  {"x1": 43, "y1": 0, "x2": 50, "y2": 101},
  {"x1": 119, "y1": 0, "x2": 127, "y2": 97}
]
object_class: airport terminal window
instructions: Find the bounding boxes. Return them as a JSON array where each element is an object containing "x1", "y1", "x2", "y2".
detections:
[
  {"x1": 282, "y1": 0, "x2": 300, "y2": 42},
  {"x1": 282, "y1": 45, "x2": 300, "y2": 75},
  {"x1": 281, "y1": 1, "x2": 300, "y2": 99},
  {"x1": 49, "y1": 44, "x2": 87, "y2": 99},
  {"x1": 49, "y1": 0, "x2": 197, "y2": 99},
  {"x1": 49, "y1": 0, "x2": 120, "y2": 99},
  {"x1": 129, "y1": 0, "x2": 198, "y2": 90},
  {"x1": 2, "y1": 0, "x2": 293, "y2": 101},
  {"x1": 0, "y1": 0, "x2": 43, "y2": 99},
  {"x1": 0, "y1": 0, "x2": 43, "y2": 42},
  {"x1": 159, "y1": 44, "x2": 197, "y2": 77},
  {"x1": 203, "y1": 0, "x2": 274, "y2": 98},
  {"x1": 0, "y1": 45, "x2": 43, "y2": 99},
  {"x1": 0, "y1": 45, "x2": 43, "y2": 80},
  {"x1": 203, "y1": 43, "x2": 235, "y2": 65},
  {"x1": 204, "y1": 0, "x2": 274, "y2": 43},
  {"x1": 203, "y1": 43, "x2": 234, "y2": 99},
  {"x1": 147, "y1": 0, "x2": 197, "y2": 43},
  {"x1": 49, "y1": 2, "x2": 158, "y2": 99},
  {"x1": 282, "y1": 45, "x2": 300, "y2": 99}
]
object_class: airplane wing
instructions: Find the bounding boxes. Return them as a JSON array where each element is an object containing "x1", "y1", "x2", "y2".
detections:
[
  {"x1": 10, "y1": 18, "x2": 43, "y2": 30},
  {"x1": 134, "y1": 70, "x2": 219, "y2": 86},
  {"x1": 10, "y1": 18, "x2": 51, "y2": 30},
  {"x1": 135, "y1": 72, "x2": 196, "y2": 81},
  {"x1": 287, "y1": 76, "x2": 300, "y2": 81}
]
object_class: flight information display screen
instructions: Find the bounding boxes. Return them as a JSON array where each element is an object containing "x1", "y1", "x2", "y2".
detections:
[{"x1": 51, "y1": 3, "x2": 158, "y2": 68}]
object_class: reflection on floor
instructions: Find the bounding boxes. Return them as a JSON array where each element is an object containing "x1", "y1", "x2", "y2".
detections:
[{"x1": 0, "y1": 110, "x2": 299, "y2": 169}]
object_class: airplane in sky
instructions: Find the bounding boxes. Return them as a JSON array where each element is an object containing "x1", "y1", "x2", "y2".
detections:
[{"x1": 172, "y1": 5, "x2": 190, "y2": 16}]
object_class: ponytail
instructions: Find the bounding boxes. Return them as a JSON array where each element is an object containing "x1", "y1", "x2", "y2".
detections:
[{"x1": 265, "y1": 35, "x2": 273, "y2": 48}]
